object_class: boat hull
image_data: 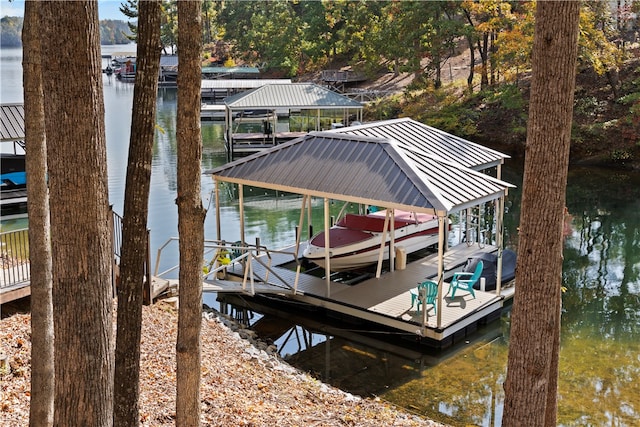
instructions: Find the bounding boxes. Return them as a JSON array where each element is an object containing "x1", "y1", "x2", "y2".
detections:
[{"x1": 303, "y1": 210, "x2": 442, "y2": 271}]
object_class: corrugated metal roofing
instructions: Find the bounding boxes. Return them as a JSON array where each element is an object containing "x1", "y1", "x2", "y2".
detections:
[
  {"x1": 202, "y1": 66, "x2": 261, "y2": 74},
  {"x1": 207, "y1": 131, "x2": 513, "y2": 214},
  {"x1": 0, "y1": 103, "x2": 25, "y2": 142},
  {"x1": 201, "y1": 79, "x2": 292, "y2": 90},
  {"x1": 330, "y1": 117, "x2": 509, "y2": 171},
  {"x1": 224, "y1": 83, "x2": 363, "y2": 110},
  {"x1": 160, "y1": 55, "x2": 178, "y2": 67}
]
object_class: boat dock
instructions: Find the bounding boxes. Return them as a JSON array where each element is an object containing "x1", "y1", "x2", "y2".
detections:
[
  {"x1": 203, "y1": 119, "x2": 516, "y2": 348},
  {"x1": 201, "y1": 240, "x2": 513, "y2": 349}
]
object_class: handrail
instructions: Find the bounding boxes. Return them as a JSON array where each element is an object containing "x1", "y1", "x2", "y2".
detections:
[
  {"x1": 154, "y1": 237, "x2": 302, "y2": 295},
  {"x1": 1, "y1": 210, "x2": 148, "y2": 296},
  {"x1": 0, "y1": 227, "x2": 30, "y2": 289}
]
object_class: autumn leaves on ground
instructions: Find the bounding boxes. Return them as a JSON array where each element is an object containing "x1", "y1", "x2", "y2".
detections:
[{"x1": 1, "y1": 303, "x2": 445, "y2": 427}]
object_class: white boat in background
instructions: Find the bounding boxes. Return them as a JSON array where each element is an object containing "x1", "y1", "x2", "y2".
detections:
[{"x1": 303, "y1": 209, "x2": 442, "y2": 271}]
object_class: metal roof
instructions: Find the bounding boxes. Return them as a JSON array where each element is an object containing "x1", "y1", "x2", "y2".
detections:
[
  {"x1": 160, "y1": 55, "x2": 178, "y2": 67},
  {"x1": 201, "y1": 79, "x2": 292, "y2": 90},
  {"x1": 224, "y1": 83, "x2": 363, "y2": 110},
  {"x1": 0, "y1": 103, "x2": 25, "y2": 142},
  {"x1": 202, "y1": 66, "x2": 261, "y2": 74},
  {"x1": 206, "y1": 131, "x2": 513, "y2": 214},
  {"x1": 330, "y1": 117, "x2": 509, "y2": 171}
]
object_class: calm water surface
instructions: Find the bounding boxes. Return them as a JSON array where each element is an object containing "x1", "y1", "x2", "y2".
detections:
[{"x1": 1, "y1": 46, "x2": 639, "y2": 427}]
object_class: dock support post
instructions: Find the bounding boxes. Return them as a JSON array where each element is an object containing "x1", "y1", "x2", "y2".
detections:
[
  {"x1": 239, "y1": 183, "x2": 246, "y2": 245},
  {"x1": 323, "y1": 197, "x2": 331, "y2": 297},
  {"x1": 436, "y1": 211, "x2": 447, "y2": 329},
  {"x1": 496, "y1": 196, "x2": 505, "y2": 295}
]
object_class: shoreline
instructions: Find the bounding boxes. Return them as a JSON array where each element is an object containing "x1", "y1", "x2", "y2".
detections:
[{"x1": 1, "y1": 301, "x2": 446, "y2": 426}]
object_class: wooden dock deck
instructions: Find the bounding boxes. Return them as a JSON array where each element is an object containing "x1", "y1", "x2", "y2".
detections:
[{"x1": 204, "y1": 242, "x2": 514, "y2": 348}]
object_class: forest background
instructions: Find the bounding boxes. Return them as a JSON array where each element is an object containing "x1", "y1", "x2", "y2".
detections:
[{"x1": 2, "y1": 0, "x2": 639, "y2": 168}]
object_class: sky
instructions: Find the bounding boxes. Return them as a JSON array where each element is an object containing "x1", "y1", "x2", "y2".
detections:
[{"x1": 0, "y1": 0, "x2": 128, "y2": 21}]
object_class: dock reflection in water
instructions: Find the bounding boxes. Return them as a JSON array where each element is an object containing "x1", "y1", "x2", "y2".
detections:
[
  {"x1": 209, "y1": 291, "x2": 509, "y2": 427},
  {"x1": 205, "y1": 166, "x2": 640, "y2": 427}
]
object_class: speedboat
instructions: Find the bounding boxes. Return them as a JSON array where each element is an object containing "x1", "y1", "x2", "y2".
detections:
[
  {"x1": 1, "y1": 153, "x2": 26, "y2": 189},
  {"x1": 303, "y1": 209, "x2": 442, "y2": 271},
  {"x1": 1, "y1": 153, "x2": 27, "y2": 217}
]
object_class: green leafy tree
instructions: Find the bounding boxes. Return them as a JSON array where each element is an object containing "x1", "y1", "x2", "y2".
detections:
[
  {"x1": 579, "y1": 1, "x2": 624, "y2": 98},
  {"x1": 217, "y1": 0, "x2": 303, "y2": 75},
  {"x1": 462, "y1": 0, "x2": 516, "y2": 89},
  {"x1": 295, "y1": 0, "x2": 333, "y2": 70},
  {"x1": 160, "y1": 0, "x2": 178, "y2": 54},
  {"x1": 120, "y1": 0, "x2": 139, "y2": 41},
  {"x1": 322, "y1": 0, "x2": 383, "y2": 67},
  {"x1": 492, "y1": 2, "x2": 535, "y2": 85}
]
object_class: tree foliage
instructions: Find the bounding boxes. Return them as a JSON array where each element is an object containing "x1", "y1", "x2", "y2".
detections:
[
  {"x1": 0, "y1": 15, "x2": 132, "y2": 46},
  {"x1": 208, "y1": 0, "x2": 630, "y2": 88}
]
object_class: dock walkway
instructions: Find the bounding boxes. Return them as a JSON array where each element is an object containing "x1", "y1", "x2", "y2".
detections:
[{"x1": 204, "y1": 242, "x2": 513, "y2": 347}]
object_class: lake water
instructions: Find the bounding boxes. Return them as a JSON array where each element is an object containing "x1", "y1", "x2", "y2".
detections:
[{"x1": 1, "y1": 45, "x2": 639, "y2": 427}]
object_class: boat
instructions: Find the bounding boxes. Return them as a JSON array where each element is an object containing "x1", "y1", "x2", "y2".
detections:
[
  {"x1": 303, "y1": 209, "x2": 443, "y2": 271},
  {"x1": 458, "y1": 249, "x2": 517, "y2": 291},
  {"x1": 1, "y1": 152, "x2": 27, "y2": 217},
  {"x1": 1, "y1": 153, "x2": 26, "y2": 189}
]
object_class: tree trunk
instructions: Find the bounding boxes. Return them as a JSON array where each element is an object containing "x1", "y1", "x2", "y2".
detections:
[
  {"x1": 502, "y1": 2, "x2": 580, "y2": 426},
  {"x1": 477, "y1": 32, "x2": 489, "y2": 90},
  {"x1": 606, "y1": 68, "x2": 620, "y2": 99},
  {"x1": 176, "y1": 2, "x2": 205, "y2": 426},
  {"x1": 23, "y1": 1, "x2": 54, "y2": 425},
  {"x1": 40, "y1": 2, "x2": 114, "y2": 426},
  {"x1": 489, "y1": 31, "x2": 497, "y2": 86},
  {"x1": 113, "y1": 1, "x2": 162, "y2": 426},
  {"x1": 466, "y1": 35, "x2": 475, "y2": 93}
]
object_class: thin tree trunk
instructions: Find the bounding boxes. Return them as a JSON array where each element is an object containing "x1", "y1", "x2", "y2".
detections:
[
  {"x1": 23, "y1": 1, "x2": 54, "y2": 425},
  {"x1": 477, "y1": 32, "x2": 489, "y2": 90},
  {"x1": 466, "y1": 35, "x2": 475, "y2": 93},
  {"x1": 176, "y1": 1, "x2": 205, "y2": 426},
  {"x1": 113, "y1": 1, "x2": 162, "y2": 426},
  {"x1": 40, "y1": 2, "x2": 114, "y2": 426},
  {"x1": 502, "y1": 2, "x2": 580, "y2": 426}
]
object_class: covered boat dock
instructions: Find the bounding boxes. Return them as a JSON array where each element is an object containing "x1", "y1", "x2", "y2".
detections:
[
  {"x1": 222, "y1": 83, "x2": 363, "y2": 158},
  {"x1": 200, "y1": 119, "x2": 515, "y2": 347}
]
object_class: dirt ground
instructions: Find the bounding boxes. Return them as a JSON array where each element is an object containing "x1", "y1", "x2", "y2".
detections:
[{"x1": 1, "y1": 302, "x2": 446, "y2": 426}]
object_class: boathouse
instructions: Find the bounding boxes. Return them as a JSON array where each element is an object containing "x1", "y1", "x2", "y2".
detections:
[
  {"x1": 222, "y1": 83, "x2": 363, "y2": 158},
  {"x1": 0, "y1": 103, "x2": 27, "y2": 219},
  {"x1": 200, "y1": 79, "x2": 292, "y2": 120},
  {"x1": 203, "y1": 119, "x2": 515, "y2": 348},
  {"x1": 1, "y1": 104, "x2": 28, "y2": 307}
]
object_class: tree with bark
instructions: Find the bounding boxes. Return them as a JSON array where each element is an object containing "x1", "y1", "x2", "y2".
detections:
[
  {"x1": 39, "y1": 2, "x2": 114, "y2": 426},
  {"x1": 23, "y1": 1, "x2": 54, "y2": 425},
  {"x1": 502, "y1": 2, "x2": 581, "y2": 426},
  {"x1": 113, "y1": 1, "x2": 162, "y2": 426},
  {"x1": 175, "y1": 1, "x2": 205, "y2": 426}
]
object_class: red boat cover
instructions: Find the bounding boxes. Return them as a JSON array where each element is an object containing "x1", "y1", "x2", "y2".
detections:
[
  {"x1": 336, "y1": 212, "x2": 435, "y2": 232},
  {"x1": 309, "y1": 227, "x2": 373, "y2": 248}
]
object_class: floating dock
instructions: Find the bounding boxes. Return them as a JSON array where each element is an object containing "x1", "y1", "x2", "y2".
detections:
[{"x1": 203, "y1": 241, "x2": 514, "y2": 349}]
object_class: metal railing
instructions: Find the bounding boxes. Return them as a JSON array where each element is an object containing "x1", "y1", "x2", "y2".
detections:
[
  {"x1": 0, "y1": 208, "x2": 147, "y2": 295},
  {"x1": 0, "y1": 228, "x2": 30, "y2": 289},
  {"x1": 154, "y1": 238, "x2": 302, "y2": 296}
]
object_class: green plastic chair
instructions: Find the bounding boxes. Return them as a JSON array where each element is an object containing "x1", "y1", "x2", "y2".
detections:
[
  {"x1": 448, "y1": 260, "x2": 484, "y2": 299},
  {"x1": 410, "y1": 280, "x2": 438, "y2": 314}
]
